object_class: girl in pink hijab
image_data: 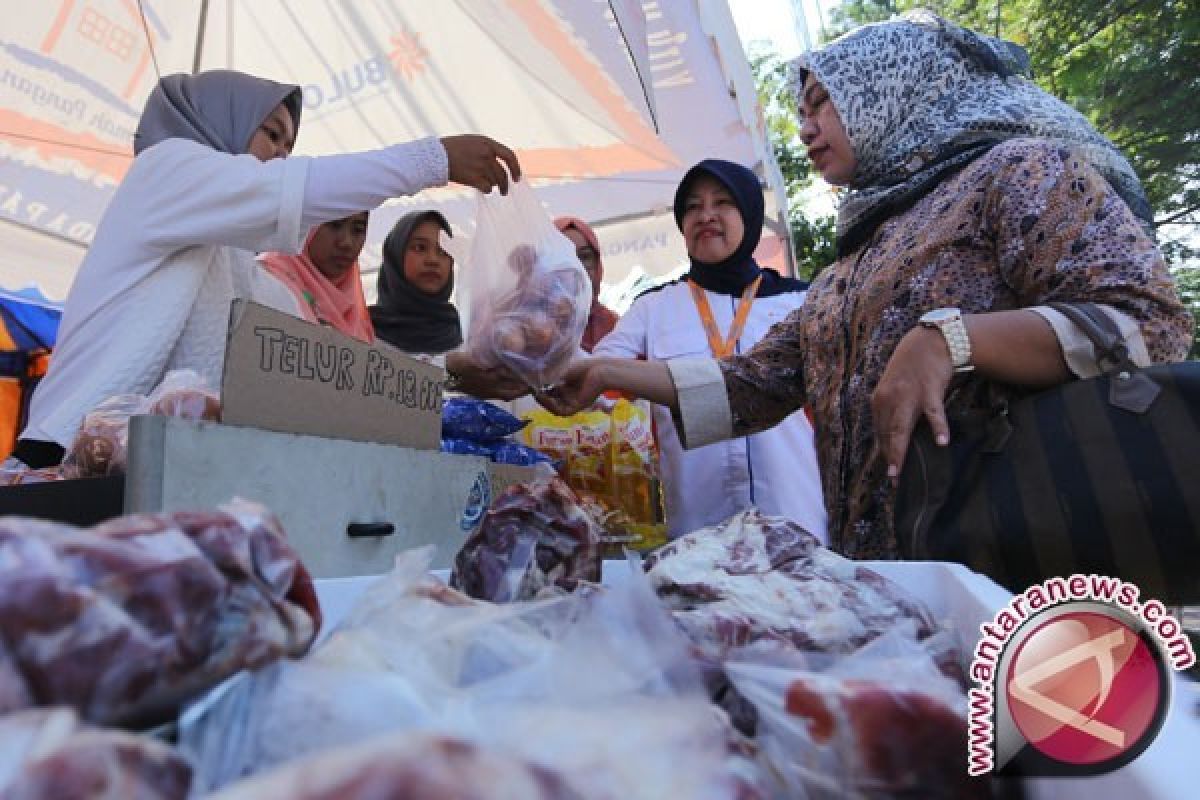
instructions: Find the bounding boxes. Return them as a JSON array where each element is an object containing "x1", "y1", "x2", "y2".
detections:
[
  {"x1": 261, "y1": 211, "x2": 375, "y2": 342},
  {"x1": 555, "y1": 216, "x2": 619, "y2": 352}
]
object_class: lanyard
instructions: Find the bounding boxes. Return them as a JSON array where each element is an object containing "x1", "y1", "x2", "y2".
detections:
[{"x1": 687, "y1": 275, "x2": 763, "y2": 359}]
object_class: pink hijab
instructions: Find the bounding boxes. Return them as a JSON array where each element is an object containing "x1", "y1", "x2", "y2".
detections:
[
  {"x1": 555, "y1": 216, "x2": 619, "y2": 352},
  {"x1": 261, "y1": 223, "x2": 375, "y2": 343}
]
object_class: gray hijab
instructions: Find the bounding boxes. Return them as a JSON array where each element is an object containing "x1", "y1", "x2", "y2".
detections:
[
  {"x1": 789, "y1": 11, "x2": 1151, "y2": 256},
  {"x1": 369, "y1": 211, "x2": 463, "y2": 355},
  {"x1": 133, "y1": 70, "x2": 302, "y2": 155}
]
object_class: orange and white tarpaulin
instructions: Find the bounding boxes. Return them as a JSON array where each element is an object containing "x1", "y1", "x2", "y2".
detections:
[{"x1": 0, "y1": 0, "x2": 790, "y2": 303}]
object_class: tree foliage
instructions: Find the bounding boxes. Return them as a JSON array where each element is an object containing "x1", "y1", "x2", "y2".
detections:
[
  {"x1": 750, "y1": 0, "x2": 1198, "y2": 333},
  {"x1": 925, "y1": 0, "x2": 1199, "y2": 256},
  {"x1": 1174, "y1": 267, "x2": 1200, "y2": 359},
  {"x1": 749, "y1": 47, "x2": 838, "y2": 279}
]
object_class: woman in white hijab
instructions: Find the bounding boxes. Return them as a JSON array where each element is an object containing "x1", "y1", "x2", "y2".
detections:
[{"x1": 13, "y1": 70, "x2": 521, "y2": 467}]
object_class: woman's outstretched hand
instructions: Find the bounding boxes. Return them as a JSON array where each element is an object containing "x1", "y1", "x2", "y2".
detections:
[
  {"x1": 534, "y1": 358, "x2": 607, "y2": 416},
  {"x1": 441, "y1": 135, "x2": 521, "y2": 195},
  {"x1": 871, "y1": 325, "x2": 954, "y2": 485},
  {"x1": 444, "y1": 351, "x2": 529, "y2": 401}
]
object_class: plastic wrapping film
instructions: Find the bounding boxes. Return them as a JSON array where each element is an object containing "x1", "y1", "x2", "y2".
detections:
[
  {"x1": 726, "y1": 630, "x2": 988, "y2": 799},
  {"x1": 0, "y1": 500, "x2": 318, "y2": 728},
  {"x1": 179, "y1": 546, "x2": 765, "y2": 799},
  {"x1": 454, "y1": 181, "x2": 590, "y2": 390},
  {"x1": 0, "y1": 707, "x2": 192, "y2": 800},
  {"x1": 61, "y1": 369, "x2": 220, "y2": 479}
]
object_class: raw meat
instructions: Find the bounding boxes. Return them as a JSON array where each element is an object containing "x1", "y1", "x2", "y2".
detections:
[
  {"x1": 206, "y1": 731, "x2": 583, "y2": 800},
  {"x1": 0, "y1": 708, "x2": 191, "y2": 799},
  {"x1": 0, "y1": 502, "x2": 318, "y2": 727},
  {"x1": 451, "y1": 478, "x2": 602, "y2": 602},
  {"x1": 644, "y1": 510, "x2": 939, "y2": 658},
  {"x1": 783, "y1": 675, "x2": 981, "y2": 798}
]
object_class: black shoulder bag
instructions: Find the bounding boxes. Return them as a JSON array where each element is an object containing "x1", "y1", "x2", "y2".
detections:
[{"x1": 895, "y1": 302, "x2": 1200, "y2": 604}]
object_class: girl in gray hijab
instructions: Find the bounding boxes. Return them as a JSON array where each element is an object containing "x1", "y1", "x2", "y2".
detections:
[
  {"x1": 370, "y1": 210, "x2": 463, "y2": 355},
  {"x1": 14, "y1": 70, "x2": 524, "y2": 468}
]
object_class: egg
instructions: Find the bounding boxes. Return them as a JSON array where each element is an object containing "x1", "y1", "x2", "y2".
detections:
[
  {"x1": 521, "y1": 314, "x2": 558, "y2": 355},
  {"x1": 69, "y1": 432, "x2": 118, "y2": 477},
  {"x1": 149, "y1": 389, "x2": 222, "y2": 422},
  {"x1": 493, "y1": 318, "x2": 527, "y2": 355}
]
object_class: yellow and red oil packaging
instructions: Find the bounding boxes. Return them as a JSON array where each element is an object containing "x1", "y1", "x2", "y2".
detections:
[{"x1": 519, "y1": 396, "x2": 667, "y2": 552}]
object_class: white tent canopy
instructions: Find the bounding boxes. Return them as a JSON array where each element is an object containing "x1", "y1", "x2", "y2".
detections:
[{"x1": 0, "y1": 0, "x2": 790, "y2": 305}]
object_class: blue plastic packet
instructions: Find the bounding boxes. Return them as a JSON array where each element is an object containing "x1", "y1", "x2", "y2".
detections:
[
  {"x1": 440, "y1": 437, "x2": 493, "y2": 457},
  {"x1": 442, "y1": 398, "x2": 529, "y2": 442},
  {"x1": 489, "y1": 441, "x2": 554, "y2": 466}
]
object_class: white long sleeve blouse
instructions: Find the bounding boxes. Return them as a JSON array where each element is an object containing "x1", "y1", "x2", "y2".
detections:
[
  {"x1": 594, "y1": 280, "x2": 828, "y2": 542},
  {"x1": 24, "y1": 136, "x2": 448, "y2": 446}
]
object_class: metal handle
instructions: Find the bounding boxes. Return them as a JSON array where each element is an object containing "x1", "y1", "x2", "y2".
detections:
[{"x1": 346, "y1": 522, "x2": 395, "y2": 538}]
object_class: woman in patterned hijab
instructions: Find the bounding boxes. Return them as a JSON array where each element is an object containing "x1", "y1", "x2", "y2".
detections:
[
  {"x1": 789, "y1": 11, "x2": 1151, "y2": 257},
  {"x1": 533, "y1": 12, "x2": 1190, "y2": 559}
]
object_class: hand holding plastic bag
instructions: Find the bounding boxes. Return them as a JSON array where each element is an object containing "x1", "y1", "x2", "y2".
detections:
[{"x1": 456, "y1": 181, "x2": 591, "y2": 390}]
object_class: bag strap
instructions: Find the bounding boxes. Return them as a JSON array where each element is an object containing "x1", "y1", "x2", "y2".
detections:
[
  {"x1": 1047, "y1": 302, "x2": 1139, "y2": 373},
  {"x1": 1047, "y1": 302, "x2": 1160, "y2": 413}
]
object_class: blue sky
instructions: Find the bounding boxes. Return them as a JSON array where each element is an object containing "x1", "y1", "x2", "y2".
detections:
[{"x1": 729, "y1": 0, "x2": 839, "y2": 58}]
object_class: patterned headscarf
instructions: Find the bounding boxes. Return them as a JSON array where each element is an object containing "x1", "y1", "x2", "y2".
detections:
[
  {"x1": 134, "y1": 70, "x2": 301, "y2": 155},
  {"x1": 789, "y1": 11, "x2": 1151, "y2": 256}
]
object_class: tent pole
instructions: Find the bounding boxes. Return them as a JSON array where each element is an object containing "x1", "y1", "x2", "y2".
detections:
[{"x1": 192, "y1": 0, "x2": 211, "y2": 73}]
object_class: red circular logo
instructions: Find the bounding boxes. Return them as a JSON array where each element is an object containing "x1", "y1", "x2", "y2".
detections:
[{"x1": 1005, "y1": 610, "x2": 1165, "y2": 767}]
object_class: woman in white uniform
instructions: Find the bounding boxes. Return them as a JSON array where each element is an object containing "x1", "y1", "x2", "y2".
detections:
[
  {"x1": 592, "y1": 159, "x2": 827, "y2": 541},
  {"x1": 13, "y1": 70, "x2": 520, "y2": 467}
]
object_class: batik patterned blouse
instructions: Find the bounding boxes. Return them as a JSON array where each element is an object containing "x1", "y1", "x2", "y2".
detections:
[{"x1": 698, "y1": 139, "x2": 1192, "y2": 559}]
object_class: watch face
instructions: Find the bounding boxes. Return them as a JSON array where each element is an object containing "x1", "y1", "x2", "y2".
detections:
[{"x1": 921, "y1": 308, "x2": 960, "y2": 324}]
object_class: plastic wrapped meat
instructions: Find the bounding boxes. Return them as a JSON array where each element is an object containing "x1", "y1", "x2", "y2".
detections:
[
  {"x1": 208, "y1": 733, "x2": 582, "y2": 800},
  {"x1": 0, "y1": 462, "x2": 63, "y2": 485},
  {"x1": 180, "y1": 547, "x2": 763, "y2": 800},
  {"x1": 726, "y1": 631, "x2": 988, "y2": 800},
  {"x1": 0, "y1": 708, "x2": 192, "y2": 800},
  {"x1": 782, "y1": 677, "x2": 977, "y2": 798},
  {"x1": 61, "y1": 370, "x2": 220, "y2": 478},
  {"x1": 0, "y1": 501, "x2": 319, "y2": 728},
  {"x1": 643, "y1": 510, "x2": 940, "y2": 658},
  {"x1": 643, "y1": 511, "x2": 962, "y2": 735},
  {"x1": 451, "y1": 478, "x2": 602, "y2": 602}
]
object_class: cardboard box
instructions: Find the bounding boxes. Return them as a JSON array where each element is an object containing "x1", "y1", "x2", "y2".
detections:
[{"x1": 221, "y1": 301, "x2": 443, "y2": 450}]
